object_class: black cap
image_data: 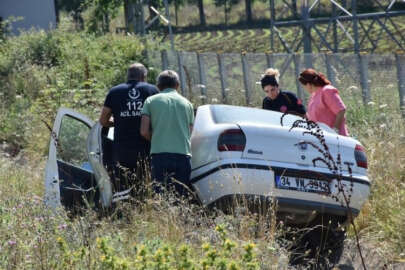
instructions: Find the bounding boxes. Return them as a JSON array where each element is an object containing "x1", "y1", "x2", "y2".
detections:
[{"x1": 261, "y1": 75, "x2": 279, "y2": 88}]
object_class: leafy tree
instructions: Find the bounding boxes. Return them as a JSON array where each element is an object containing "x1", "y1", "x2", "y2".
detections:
[
  {"x1": 84, "y1": 0, "x2": 122, "y2": 33},
  {"x1": 197, "y1": 0, "x2": 206, "y2": 26},
  {"x1": 169, "y1": 0, "x2": 186, "y2": 25},
  {"x1": 291, "y1": 0, "x2": 298, "y2": 18},
  {"x1": 214, "y1": 0, "x2": 240, "y2": 25},
  {"x1": 55, "y1": 0, "x2": 86, "y2": 29},
  {"x1": 245, "y1": 0, "x2": 252, "y2": 23},
  {"x1": 188, "y1": 0, "x2": 206, "y2": 26}
]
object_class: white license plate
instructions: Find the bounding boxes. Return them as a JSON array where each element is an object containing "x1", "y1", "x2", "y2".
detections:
[{"x1": 275, "y1": 175, "x2": 330, "y2": 194}]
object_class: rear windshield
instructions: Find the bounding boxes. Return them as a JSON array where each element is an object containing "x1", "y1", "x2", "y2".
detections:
[{"x1": 210, "y1": 105, "x2": 301, "y2": 127}]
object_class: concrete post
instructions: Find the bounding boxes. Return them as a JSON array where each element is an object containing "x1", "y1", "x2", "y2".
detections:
[
  {"x1": 293, "y1": 54, "x2": 305, "y2": 102},
  {"x1": 197, "y1": 53, "x2": 207, "y2": 104},
  {"x1": 396, "y1": 54, "x2": 405, "y2": 118},
  {"x1": 241, "y1": 54, "x2": 251, "y2": 105},
  {"x1": 217, "y1": 53, "x2": 228, "y2": 104},
  {"x1": 177, "y1": 51, "x2": 186, "y2": 96},
  {"x1": 161, "y1": 50, "x2": 168, "y2": 70},
  {"x1": 358, "y1": 53, "x2": 370, "y2": 104}
]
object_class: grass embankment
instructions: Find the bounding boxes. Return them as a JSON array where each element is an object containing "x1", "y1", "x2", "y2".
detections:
[
  {"x1": 172, "y1": 18, "x2": 405, "y2": 53},
  {"x1": 168, "y1": 1, "x2": 405, "y2": 53},
  {"x1": 0, "y1": 17, "x2": 161, "y2": 155},
  {"x1": 0, "y1": 20, "x2": 404, "y2": 268}
]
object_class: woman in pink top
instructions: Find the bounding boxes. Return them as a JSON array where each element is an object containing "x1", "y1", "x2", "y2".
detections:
[{"x1": 298, "y1": 68, "x2": 349, "y2": 136}]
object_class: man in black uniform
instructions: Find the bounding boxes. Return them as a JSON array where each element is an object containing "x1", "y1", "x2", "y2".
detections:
[
  {"x1": 99, "y1": 63, "x2": 158, "y2": 195},
  {"x1": 261, "y1": 68, "x2": 306, "y2": 117}
]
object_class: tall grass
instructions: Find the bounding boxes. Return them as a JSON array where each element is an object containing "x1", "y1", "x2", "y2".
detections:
[
  {"x1": 0, "y1": 156, "x2": 290, "y2": 269},
  {"x1": 1, "y1": 112, "x2": 403, "y2": 268}
]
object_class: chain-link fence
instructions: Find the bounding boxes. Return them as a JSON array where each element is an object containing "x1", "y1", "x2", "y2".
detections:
[{"x1": 147, "y1": 51, "x2": 405, "y2": 117}]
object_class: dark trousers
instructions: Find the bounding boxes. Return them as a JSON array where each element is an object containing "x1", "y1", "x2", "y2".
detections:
[{"x1": 151, "y1": 153, "x2": 191, "y2": 196}]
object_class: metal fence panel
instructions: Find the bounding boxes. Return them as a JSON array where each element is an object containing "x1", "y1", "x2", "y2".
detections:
[{"x1": 146, "y1": 51, "x2": 404, "y2": 117}]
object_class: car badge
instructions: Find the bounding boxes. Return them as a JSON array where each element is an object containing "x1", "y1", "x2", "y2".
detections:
[
  {"x1": 248, "y1": 149, "x2": 263, "y2": 155},
  {"x1": 296, "y1": 141, "x2": 308, "y2": 151}
]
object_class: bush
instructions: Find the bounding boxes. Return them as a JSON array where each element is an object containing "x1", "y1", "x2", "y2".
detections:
[{"x1": 0, "y1": 23, "x2": 162, "y2": 153}]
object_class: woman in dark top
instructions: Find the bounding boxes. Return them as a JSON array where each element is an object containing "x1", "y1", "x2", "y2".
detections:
[{"x1": 261, "y1": 68, "x2": 306, "y2": 117}]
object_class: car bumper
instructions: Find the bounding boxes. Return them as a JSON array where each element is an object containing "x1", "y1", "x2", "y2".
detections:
[{"x1": 191, "y1": 159, "x2": 370, "y2": 219}]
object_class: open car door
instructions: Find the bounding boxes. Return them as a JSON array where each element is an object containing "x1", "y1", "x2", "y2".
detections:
[
  {"x1": 44, "y1": 108, "x2": 98, "y2": 210},
  {"x1": 87, "y1": 122, "x2": 113, "y2": 207}
]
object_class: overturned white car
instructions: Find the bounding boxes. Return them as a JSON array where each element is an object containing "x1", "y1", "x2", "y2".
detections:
[{"x1": 45, "y1": 105, "x2": 370, "y2": 224}]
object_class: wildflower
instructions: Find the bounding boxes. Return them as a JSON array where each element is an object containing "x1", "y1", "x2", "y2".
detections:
[
  {"x1": 8, "y1": 240, "x2": 17, "y2": 246},
  {"x1": 58, "y1": 224, "x2": 67, "y2": 230},
  {"x1": 32, "y1": 195, "x2": 42, "y2": 203},
  {"x1": 244, "y1": 243, "x2": 256, "y2": 251},
  {"x1": 215, "y1": 224, "x2": 225, "y2": 233},
  {"x1": 228, "y1": 261, "x2": 240, "y2": 270},
  {"x1": 224, "y1": 239, "x2": 236, "y2": 251},
  {"x1": 202, "y1": 242, "x2": 211, "y2": 251},
  {"x1": 267, "y1": 246, "x2": 276, "y2": 252}
]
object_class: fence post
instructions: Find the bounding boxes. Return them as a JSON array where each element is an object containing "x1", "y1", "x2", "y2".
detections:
[
  {"x1": 161, "y1": 50, "x2": 168, "y2": 70},
  {"x1": 177, "y1": 51, "x2": 186, "y2": 96},
  {"x1": 358, "y1": 53, "x2": 370, "y2": 104},
  {"x1": 396, "y1": 54, "x2": 405, "y2": 118},
  {"x1": 293, "y1": 54, "x2": 305, "y2": 102},
  {"x1": 217, "y1": 53, "x2": 228, "y2": 104},
  {"x1": 266, "y1": 53, "x2": 274, "y2": 68},
  {"x1": 241, "y1": 53, "x2": 251, "y2": 105},
  {"x1": 325, "y1": 53, "x2": 336, "y2": 86},
  {"x1": 197, "y1": 53, "x2": 207, "y2": 104}
]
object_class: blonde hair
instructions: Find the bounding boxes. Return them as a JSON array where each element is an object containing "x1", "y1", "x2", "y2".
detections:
[{"x1": 264, "y1": 68, "x2": 280, "y2": 82}]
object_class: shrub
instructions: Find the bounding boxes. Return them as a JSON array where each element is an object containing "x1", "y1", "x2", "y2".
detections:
[{"x1": 0, "y1": 24, "x2": 161, "y2": 153}]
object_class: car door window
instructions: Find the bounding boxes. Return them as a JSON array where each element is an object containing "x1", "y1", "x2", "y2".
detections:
[{"x1": 57, "y1": 115, "x2": 90, "y2": 168}]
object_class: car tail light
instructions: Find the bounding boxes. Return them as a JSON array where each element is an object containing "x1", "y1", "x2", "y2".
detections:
[
  {"x1": 354, "y1": 144, "x2": 368, "y2": 169},
  {"x1": 218, "y1": 129, "x2": 246, "y2": 151}
]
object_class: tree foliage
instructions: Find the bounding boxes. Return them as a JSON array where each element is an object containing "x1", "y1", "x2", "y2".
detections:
[
  {"x1": 55, "y1": 0, "x2": 86, "y2": 28},
  {"x1": 84, "y1": 0, "x2": 122, "y2": 33},
  {"x1": 214, "y1": 0, "x2": 240, "y2": 25}
]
